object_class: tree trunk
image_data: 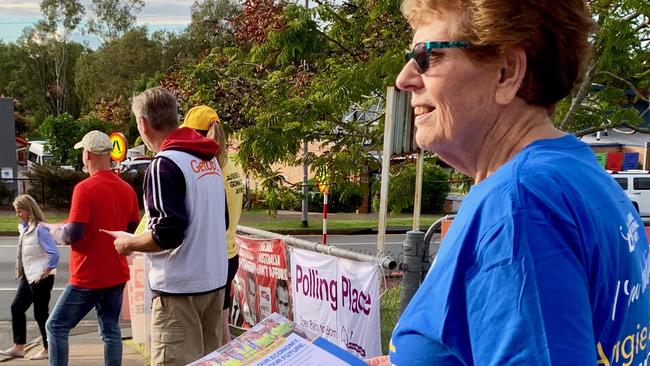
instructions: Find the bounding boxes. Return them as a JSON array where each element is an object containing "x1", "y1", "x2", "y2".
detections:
[{"x1": 559, "y1": 58, "x2": 597, "y2": 130}]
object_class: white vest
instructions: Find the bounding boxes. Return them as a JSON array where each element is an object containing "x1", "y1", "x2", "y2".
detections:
[
  {"x1": 17, "y1": 223, "x2": 56, "y2": 284},
  {"x1": 147, "y1": 150, "x2": 228, "y2": 293}
]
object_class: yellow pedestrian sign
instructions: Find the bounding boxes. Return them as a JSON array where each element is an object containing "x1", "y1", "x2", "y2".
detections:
[{"x1": 110, "y1": 132, "x2": 127, "y2": 162}]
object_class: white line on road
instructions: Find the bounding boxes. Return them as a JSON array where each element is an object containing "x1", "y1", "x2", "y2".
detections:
[
  {"x1": 0, "y1": 245, "x2": 69, "y2": 248},
  {"x1": 0, "y1": 288, "x2": 66, "y2": 291}
]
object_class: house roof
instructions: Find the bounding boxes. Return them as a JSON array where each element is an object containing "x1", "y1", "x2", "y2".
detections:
[
  {"x1": 580, "y1": 128, "x2": 650, "y2": 147},
  {"x1": 16, "y1": 136, "x2": 27, "y2": 147}
]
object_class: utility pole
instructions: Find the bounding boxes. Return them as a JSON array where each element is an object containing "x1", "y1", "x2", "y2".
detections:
[
  {"x1": 301, "y1": 0, "x2": 309, "y2": 227},
  {"x1": 302, "y1": 140, "x2": 309, "y2": 227}
]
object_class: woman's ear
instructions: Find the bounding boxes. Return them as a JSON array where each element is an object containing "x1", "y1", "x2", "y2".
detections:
[{"x1": 495, "y1": 47, "x2": 527, "y2": 105}]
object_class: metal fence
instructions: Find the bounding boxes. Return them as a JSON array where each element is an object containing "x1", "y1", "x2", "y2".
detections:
[
  {"x1": 235, "y1": 219, "x2": 451, "y2": 354},
  {"x1": 237, "y1": 215, "x2": 453, "y2": 317},
  {"x1": 0, "y1": 177, "x2": 46, "y2": 207}
]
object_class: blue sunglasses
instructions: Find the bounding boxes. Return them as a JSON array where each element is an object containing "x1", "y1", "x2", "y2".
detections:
[{"x1": 405, "y1": 41, "x2": 471, "y2": 73}]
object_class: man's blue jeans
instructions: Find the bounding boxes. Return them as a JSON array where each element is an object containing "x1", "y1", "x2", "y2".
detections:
[{"x1": 46, "y1": 283, "x2": 125, "y2": 366}]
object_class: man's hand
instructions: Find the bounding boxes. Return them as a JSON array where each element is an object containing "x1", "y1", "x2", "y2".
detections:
[
  {"x1": 46, "y1": 224, "x2": 63, "y2": 244},
  {"x1": 114, "y1": 237, "x2": 133, "y2": 256}
]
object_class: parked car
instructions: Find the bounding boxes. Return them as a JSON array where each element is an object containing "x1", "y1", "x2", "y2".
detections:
[
  {"x1": 26, "y1": 141, "x2": 55, "y2": 172},
  {"x1": 611, "y1": 170, "x2": 650, "y2": 216},
  {"x1": 118, "y1": 156, "x2": 152, "y2": 175}
]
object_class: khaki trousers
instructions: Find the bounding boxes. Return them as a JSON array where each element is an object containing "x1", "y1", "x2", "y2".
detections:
[{"x1": 150, "y1": 288, "x2": 225, "y2": 366}]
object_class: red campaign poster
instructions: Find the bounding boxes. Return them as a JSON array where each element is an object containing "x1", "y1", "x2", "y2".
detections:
[{"x1": 229, "y1": 235, "x2": 292, "y2": 329}]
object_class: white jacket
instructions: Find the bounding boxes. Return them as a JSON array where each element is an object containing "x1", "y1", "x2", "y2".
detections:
[{"x1": 16, "y1": 223, "x2": 56, "y2": 283}]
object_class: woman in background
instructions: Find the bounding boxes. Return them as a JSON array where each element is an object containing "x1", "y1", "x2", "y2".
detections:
[
  {"x1": 1, "y1": 194, "x2": 59, "y2": 360},
  {"x1": 181, "y1": 105, "x2": 245, "y2": 343}
]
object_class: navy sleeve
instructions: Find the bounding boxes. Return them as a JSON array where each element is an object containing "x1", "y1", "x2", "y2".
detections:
[
  {"x1": 60, "y1": 222, "x2": 86, "y2": 244},
  {"x1": 144, "y1": 156, "x2": 187, "y2": 249}
]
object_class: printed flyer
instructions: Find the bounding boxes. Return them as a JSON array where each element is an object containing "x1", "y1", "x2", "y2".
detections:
[
  {"x1": 230, "y1": 235, "x2": 291, "y2": 328},
  {"x1": 187, "y1": 313, "x2": 367, "y2": 366}
]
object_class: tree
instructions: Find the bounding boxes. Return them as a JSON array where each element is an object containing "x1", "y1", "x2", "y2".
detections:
[
  {"x1": 39, "y1": 113, "x2": 79, "y2": 165},
  {"x1": 86, "y1": 0, "x2": 144, "y2": 42},
  {"x1": 0, "y1": 34, "x2": 84, "y2": 126},
  {"x1": 39, "y1": 113, "x2": 114, "y2": 167},
  {"x1": 75, "y1": 27, "x2": 165, "y2": 112},
  {"x1": 39, "y1": 0, "x2": 85, "y2": 115},
  {"x1": 13, "y1": 99, "x2": 31, "y2": 137},
  {"x1": 153, "y1": 0, "x2": 241, "y2": 69},
  {"x1": 189, "y1": 0, "x2": 239, "y2": 50},
  {"x1": 172, "y1": 0, "x2": 410, "y2": 194},
  {"x1": 557, "y1": 0, "x2": 649, "y2": 135}
]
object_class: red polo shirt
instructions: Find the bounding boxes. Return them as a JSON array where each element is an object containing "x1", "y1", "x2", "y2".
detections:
[{"x1": 67, "y1": 170, "x2": 140, "y2": 288}]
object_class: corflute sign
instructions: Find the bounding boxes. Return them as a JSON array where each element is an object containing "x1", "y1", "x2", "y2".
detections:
[
  {"x1": 295, "y1": 265, "x2": 372, "y2": 315},
  {"x1": 290, "y1": 248, "x2": 381, "y2": 358}
]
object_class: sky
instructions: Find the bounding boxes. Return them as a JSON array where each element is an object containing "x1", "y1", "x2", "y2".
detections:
[{"x1": 0, "y1": 0, "x2": 194, "y2": 47}]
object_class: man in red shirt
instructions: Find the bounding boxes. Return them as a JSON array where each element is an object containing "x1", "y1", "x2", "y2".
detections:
[{"x1": 46, "y1": 131, "x2": 140, "y2": 366}]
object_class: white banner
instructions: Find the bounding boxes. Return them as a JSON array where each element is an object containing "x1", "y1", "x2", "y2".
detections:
[{"x1": 290, "y1": 248, "x2": 381, "y2": 358}]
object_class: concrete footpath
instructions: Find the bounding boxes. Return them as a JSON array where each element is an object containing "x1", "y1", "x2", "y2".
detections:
[{"x1": 0, "y1": 320, "x2": 147, "y2": 365}]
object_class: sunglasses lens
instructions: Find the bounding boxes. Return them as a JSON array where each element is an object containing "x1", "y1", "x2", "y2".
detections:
[
  {"x1": 412, "y1": 43, "x2": 429, "y2": 73},
  {"x1": 405, "y1": 50, "x2": 412, "y2": 63}
]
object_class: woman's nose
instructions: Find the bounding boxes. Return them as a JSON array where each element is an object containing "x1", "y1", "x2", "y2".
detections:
[{"x1": 396, "y1": 61, "x2": 423, "y2": 92}]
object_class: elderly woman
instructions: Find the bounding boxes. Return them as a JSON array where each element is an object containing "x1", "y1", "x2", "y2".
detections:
[{"x1": 380, "y1": 0, "x2": 650, "y2": 364}]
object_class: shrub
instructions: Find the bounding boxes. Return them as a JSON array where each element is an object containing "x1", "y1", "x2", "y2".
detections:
[
  {"x1": 308, "y1": 180, "x2": 363, "y2": 213},
  {"x1": 0, "y1": 182, "x2": 15, "y2": 205},
  {"x1": 254, "y1": 186, "x2": 302, "y2": 212},
  {"x1": 39, "y1": 114, "x2": 115, "y2": 168},
  {"x1": 27, "y1": 165, "x2": 88, "y2": 209},
  {"x1": 27, "y1": 165, "x2": 146, "y2": 209},
  {"x1": 372, "y1": 161, "x2": 450, "y2": 214}
]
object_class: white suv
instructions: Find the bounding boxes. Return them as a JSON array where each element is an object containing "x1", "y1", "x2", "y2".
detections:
[{"x1": 611, "y1": 170, "x2": 650, "y2": 216}]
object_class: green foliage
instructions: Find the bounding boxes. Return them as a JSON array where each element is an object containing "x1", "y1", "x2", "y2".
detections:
[
  {"x1": 177, "y1": 0, "x2": 410, "y2": 197},
  {"x1": 86, "y1": 0, "x2": 144, "y2": 42},
  {"x1": 0, "y1": 182, "x2": 15, "y2": 205},
  {"x1": 448, "y1": 170, "x2": 473, "y2": 195},
  {"x1": 254, "y1": 186, "x2": 302, "y2": 213},
  {"x1": 26, "y1": 165, "x2": 144, "y2": 209},
  {"x1": 39, "y1": 114, "x2": 113, "y2": 167},
  {"x1": 178, "y1": 48, "x2": 257, "y2": 133},
  {"x1": 373, "y1": 161, "x2": 450, "y2": 215},
  {"x1": 0, "y1": 38, "x2": 84, "y2": 124},
  {"x1": 40, "y1": 0, "x2": 84, "y2": 38},
  {"x1": 39, "y1": 114, "x2": 79, "y2": 165},
  {"x1": 380, "y1": 285, "x2": 401, "y2": 355},
  {"x1": 308, "y1": 180, "x2": 363, "y2": 213},
  {"x1": 557, "y1": 0, "x2": 649, "y2": 133},
  {"x1": 75, "y1": 27, "x2": 164, "y2": 112},
  {"x1": 27, "y1": 165, "x2": 88, "y2": 209}
]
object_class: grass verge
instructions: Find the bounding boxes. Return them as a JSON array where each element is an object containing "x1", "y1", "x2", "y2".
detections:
[
  {"x1": 0, "y1": 213, "x2": 68, "y2": 233},
  {"x1": 380, "y1": 285, "x2": 401, "y2": 355},
  {"x1": 245, "y1": 215, "x2": 443, "y2": 233}
]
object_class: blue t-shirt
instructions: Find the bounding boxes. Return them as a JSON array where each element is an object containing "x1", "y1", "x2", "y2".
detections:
[{"x1": 390, "y1": 135, "x2": 650, "y2": 365}]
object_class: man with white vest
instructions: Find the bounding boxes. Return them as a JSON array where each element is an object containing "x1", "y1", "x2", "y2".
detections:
[{"x1": 115, "y1": 87, "x2": 228, "y2": 366}]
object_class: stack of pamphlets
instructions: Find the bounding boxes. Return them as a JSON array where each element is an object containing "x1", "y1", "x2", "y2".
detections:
[{"x1": 187, "y1": 313, "x2": 368, "y2": 366}]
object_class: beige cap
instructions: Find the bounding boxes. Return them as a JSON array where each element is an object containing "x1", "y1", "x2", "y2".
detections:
[{"x1": 73, "y1": 130, "x2": 112, "y2": 154}]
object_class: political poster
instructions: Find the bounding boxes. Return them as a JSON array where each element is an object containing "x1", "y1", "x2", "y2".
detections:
[
  {"x1": 289, "y1": 248, "x2": 381, "y2": 359},
  {"x1": 230, "y1": 235, "x2": 292, "y2": 329},
  {"x1": 126, "y1": 254, "x2": 146, "y2": 343},
  {"x1": 187, "y1": 313, "x2": 366, "y2": 366}
]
